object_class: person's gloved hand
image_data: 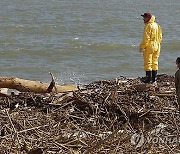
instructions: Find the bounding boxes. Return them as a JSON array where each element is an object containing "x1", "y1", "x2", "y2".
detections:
[{"x1": 139, "y1": 48, "x2": 144, "y2": 52}]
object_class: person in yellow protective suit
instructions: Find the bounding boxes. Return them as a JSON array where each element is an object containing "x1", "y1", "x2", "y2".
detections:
[{"x1": 139, "y1": 12, "x2": 162, "y2": 83}]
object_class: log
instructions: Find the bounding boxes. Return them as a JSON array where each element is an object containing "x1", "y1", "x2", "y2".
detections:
[{"x1": 0, "y1": 77, "x2": 78, "y2": 93}]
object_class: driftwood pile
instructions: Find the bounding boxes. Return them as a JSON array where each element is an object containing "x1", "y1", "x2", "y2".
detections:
[{"x1": 0, "y1": 74, "x2": 179, "y2": 153}]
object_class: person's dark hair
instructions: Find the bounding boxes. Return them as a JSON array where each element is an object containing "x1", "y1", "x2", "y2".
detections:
[{"x1": 176, "y1": 57, "x2": 180, "y2": 64}]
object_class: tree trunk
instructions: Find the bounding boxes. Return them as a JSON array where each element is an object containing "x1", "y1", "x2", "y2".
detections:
[{"x1": 0, "y1": 77, "x2": 77, "y2": 93}]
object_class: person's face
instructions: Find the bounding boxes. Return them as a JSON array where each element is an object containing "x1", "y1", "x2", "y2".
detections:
[{"x1": 176, "y1": 61, "x2": 180, "y2": 69}]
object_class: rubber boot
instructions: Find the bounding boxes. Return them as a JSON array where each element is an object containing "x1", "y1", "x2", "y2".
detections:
[
  {"x1": 143, "y1": 71, "x2": 152, "y2": 83},
  {"x1": 152, "y1": 70, "x2": 157, "y2": 83}
]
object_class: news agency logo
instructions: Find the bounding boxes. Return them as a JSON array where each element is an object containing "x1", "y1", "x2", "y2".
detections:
[
  {"x1": 131, "y1": 132, "x2": 180, "y2": 148},
  {"x1": 131, "y1": 133, "x2": 144, "y2": 148}
]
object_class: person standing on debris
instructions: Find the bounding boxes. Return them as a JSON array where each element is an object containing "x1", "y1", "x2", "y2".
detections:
[
  {"x1": 139, "y1": 12, "x2": 162, "y2": 83},
  {"x1": 175, "y1": 57, "x2": 180, "y2": 111}
]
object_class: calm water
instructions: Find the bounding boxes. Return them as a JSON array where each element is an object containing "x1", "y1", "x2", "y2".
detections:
[{"x1": 0, "y1": 0, "x2": 179, "y2": 85}]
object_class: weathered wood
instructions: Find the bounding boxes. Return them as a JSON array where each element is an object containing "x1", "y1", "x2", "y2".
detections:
[
  {"x1": 133, "y1": 83, "x2": 155, "y2": 91},
  {"x1": 155, "y1": 93, "x2": 175, "y2": 97},
  {"x1": 0, "y1": 77, "x2": 78, "y2": 93}
]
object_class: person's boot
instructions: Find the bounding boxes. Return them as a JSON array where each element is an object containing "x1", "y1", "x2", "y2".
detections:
[
  {"x1": 152, "y1": 70, "x2": 157, "y2": 83},
  {"x1": 143, "y1": 71, "x2": 152, "y2": 83}
]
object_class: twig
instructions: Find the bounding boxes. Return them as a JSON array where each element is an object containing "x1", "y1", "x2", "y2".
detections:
[
  {"x1": 47, "y1": 72, "x2": 58, "y2": 93},
  {"x1": 6, "y1": 109, "x2": 21, "y2": 150}
]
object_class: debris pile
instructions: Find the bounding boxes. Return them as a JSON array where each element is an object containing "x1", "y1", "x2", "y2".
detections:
[{"x1": 0, "y1": 74, "x2": 179, "y2": 153}]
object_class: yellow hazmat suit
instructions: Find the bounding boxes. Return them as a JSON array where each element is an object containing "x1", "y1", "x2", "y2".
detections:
[{"x1": 140, "y1": 15, "x2": 162, "y2": 71}]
